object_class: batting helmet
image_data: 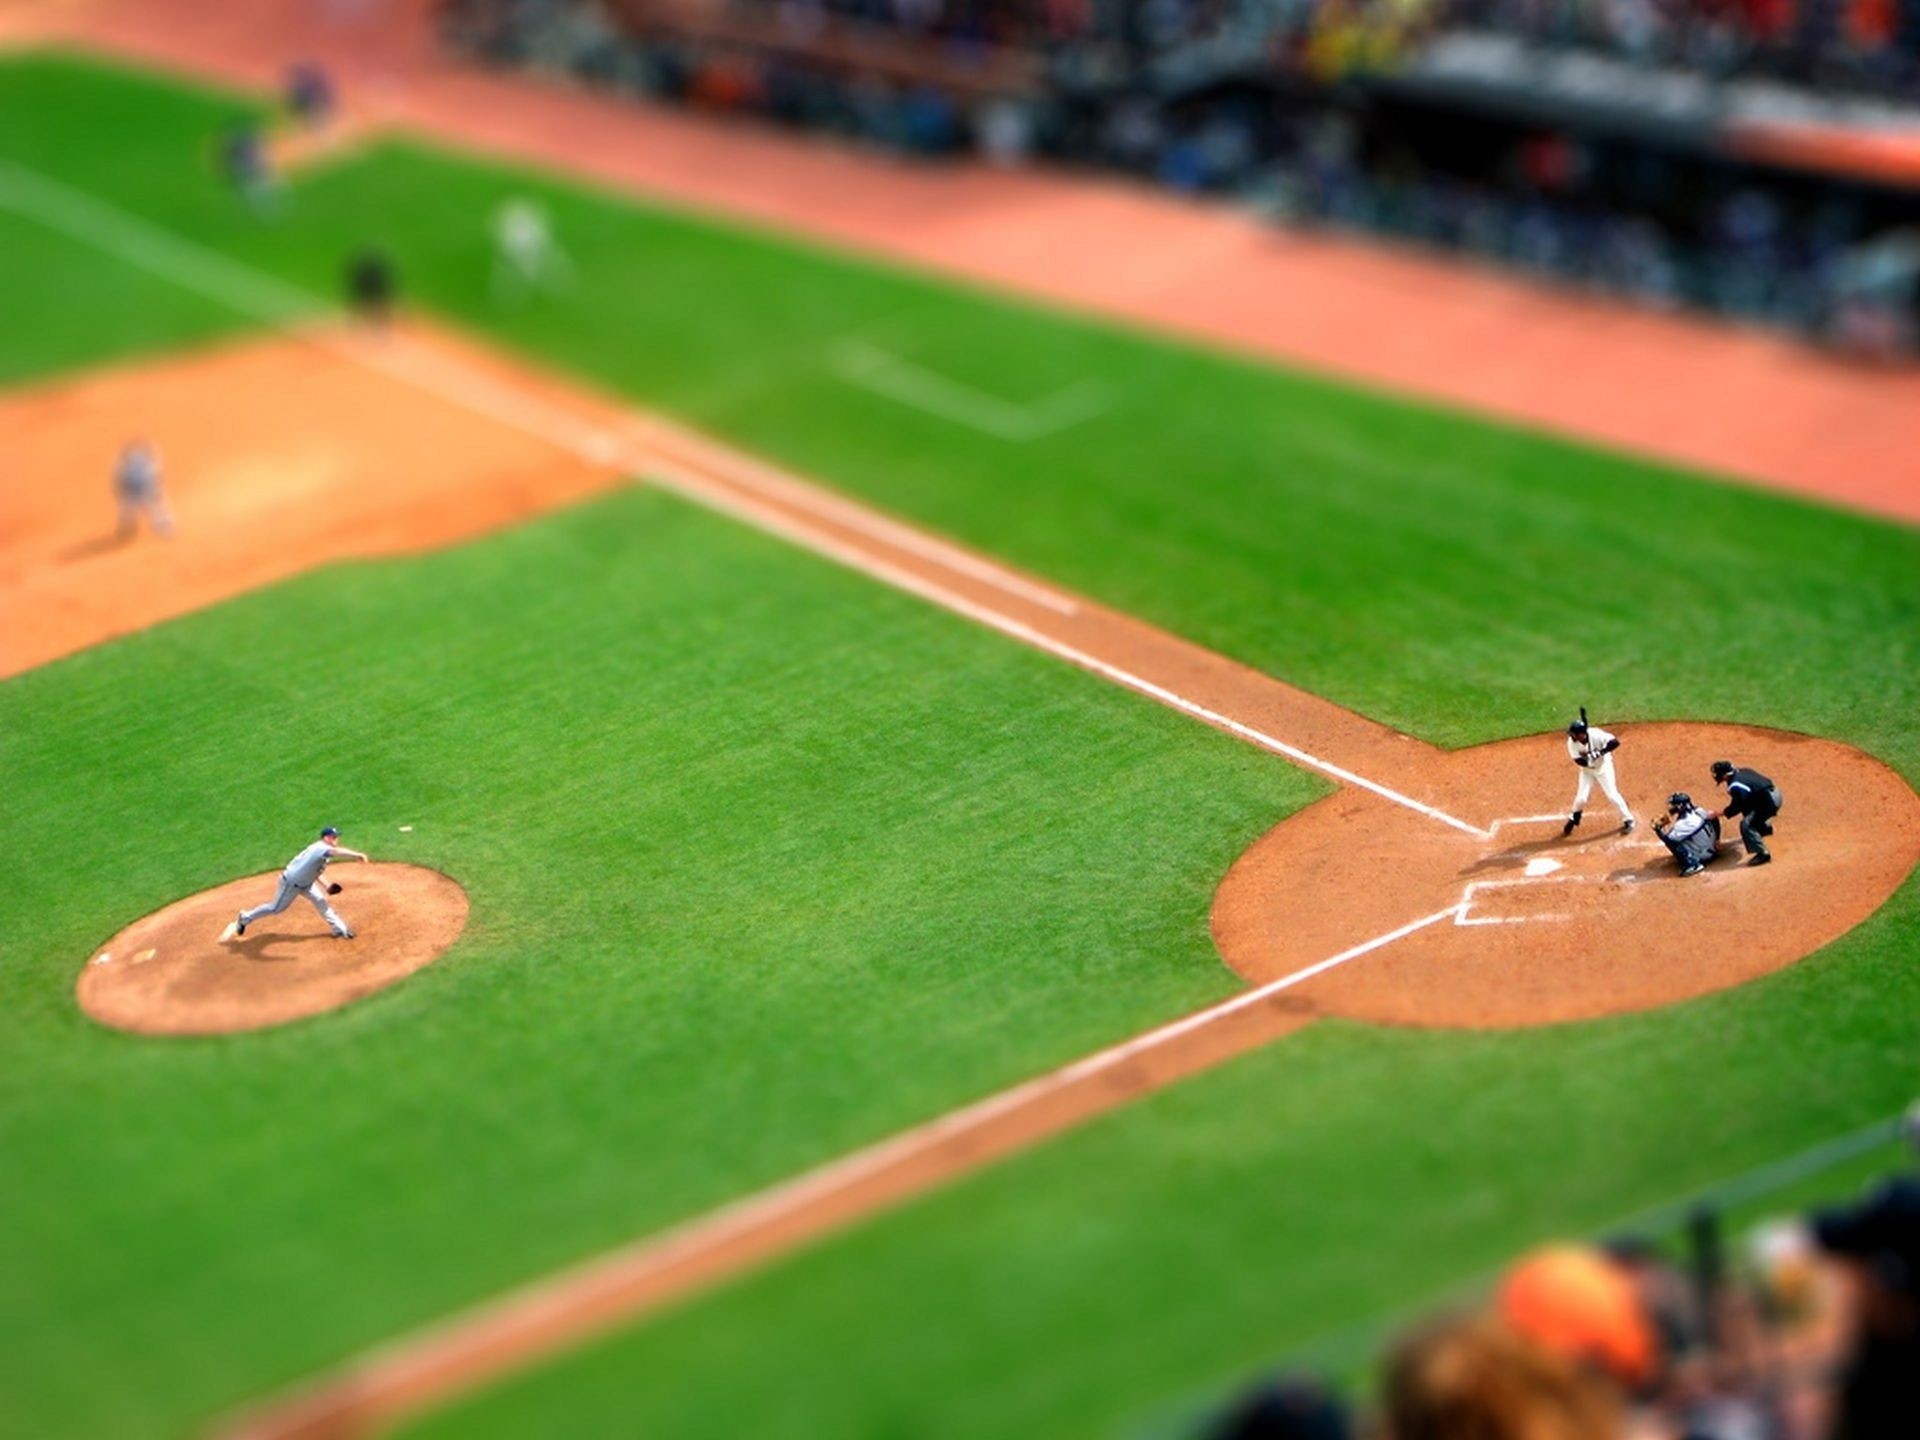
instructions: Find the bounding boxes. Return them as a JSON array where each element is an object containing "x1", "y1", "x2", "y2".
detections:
[{"x1": 1567, "y1": 719, "x2": 1589, "y2": 738}]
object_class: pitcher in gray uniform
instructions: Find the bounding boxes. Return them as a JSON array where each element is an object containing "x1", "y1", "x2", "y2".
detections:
[{"x1": 224, "y1": 826, "x2": 369, "y2": 941}]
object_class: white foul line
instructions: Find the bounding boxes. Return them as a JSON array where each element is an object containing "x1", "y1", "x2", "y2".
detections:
[
  {"x1": 641, "y1": 459, "x2": 1485, "y2": 837},
  {"x1": 0, "y1": 161, "x2": 1488, "y2": 840},
  {"x1": 223, "y1": 902, "x2": 1460, "y2": 1438},
  {"x1": 832, "y1": 338, "x2": 1111, "y2": 442}
]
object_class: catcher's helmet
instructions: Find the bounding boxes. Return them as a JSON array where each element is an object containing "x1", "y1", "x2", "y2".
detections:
[
  {"x1": 1710, "y1": 760, "x2": 1735, "y2": 783},
  {"x1": 1667, "y1": 792, "x2": 1694, "y2": 814}
]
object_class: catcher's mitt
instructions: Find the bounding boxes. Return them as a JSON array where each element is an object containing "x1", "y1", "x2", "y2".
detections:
[{"x1": 326, "y1": 883, "x2": 343, "y2": 895}]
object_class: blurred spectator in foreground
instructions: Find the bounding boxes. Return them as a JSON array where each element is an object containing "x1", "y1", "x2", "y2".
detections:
[
  {"x1": 1498, "y1": 1244, "x2": 1659, "y2": 1393},
  {"x1": 1384, "y1": 1311, "x2": 1623, "y2": 1440},
  {"x1": 1204, "y1": 1374, "x2": 1353, "y2": 1440},
  {"x1": 1808, "y1": 1178, "x2": 1920, "y2": 1440}
]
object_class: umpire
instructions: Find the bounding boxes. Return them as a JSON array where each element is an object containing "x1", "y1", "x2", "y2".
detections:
[{"x1": 1711, "y1": 759, "x2": 1782, "y2": 866}]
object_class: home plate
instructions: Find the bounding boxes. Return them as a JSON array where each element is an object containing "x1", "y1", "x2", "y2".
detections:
[{"x1": 1523, "y1": 857, "x2": 1564, "y2": 877}]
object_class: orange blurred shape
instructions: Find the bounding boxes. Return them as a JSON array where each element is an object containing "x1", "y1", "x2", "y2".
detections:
[{"x1": 1496, "y1": 1245, "x2": 1656, "y2": 1386}]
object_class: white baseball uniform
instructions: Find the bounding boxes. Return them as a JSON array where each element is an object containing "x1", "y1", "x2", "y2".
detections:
[
  {"x1": 239, "y1": 840, "x2": 352, "y2": 936},
  {"x1": 491, "y1": 199, "x2": 570, "y2": 297},
  {"x1": 1568, "y1": 725, "x2": 1634, "y2": 824}
]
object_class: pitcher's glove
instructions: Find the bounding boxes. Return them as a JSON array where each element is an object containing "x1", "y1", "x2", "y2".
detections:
[{"x1": 327, "y1": 883, "x2": 344, "y2": 895}]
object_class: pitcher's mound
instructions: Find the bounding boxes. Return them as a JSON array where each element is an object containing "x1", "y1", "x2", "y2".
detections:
[{"x1": 77, "y1": 863, "x2": 468, "y2": 1036}]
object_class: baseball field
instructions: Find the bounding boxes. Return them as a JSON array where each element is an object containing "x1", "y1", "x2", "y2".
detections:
[{"x1": 3, "y1": 43, "x2": 1918, "y2": 1440}]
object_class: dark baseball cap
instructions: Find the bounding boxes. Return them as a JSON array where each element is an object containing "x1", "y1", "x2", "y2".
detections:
[
  {"x1": 1205, "y1": 1377, "x2": 1350, "y2": 1440},
  {"x1": 321, "y1": 825, "x2": 339, "y2": 838},
  {"x1": 1811, "y1": 1177, "x2": 1920, "y2": 1295}
]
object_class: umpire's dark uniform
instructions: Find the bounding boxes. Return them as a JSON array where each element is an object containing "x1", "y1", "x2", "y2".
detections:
[{"x1": 1717, "y1": 763, "x2": 1782, "y2": 864}]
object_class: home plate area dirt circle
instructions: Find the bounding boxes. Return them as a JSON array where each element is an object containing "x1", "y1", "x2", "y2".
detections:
[
  {"x1": 1213, "y1": 722, "x2": 1920, "y2": 1030},
  {"x1": 77, "y1": 864, "x2": 468, "y2": 1036}
]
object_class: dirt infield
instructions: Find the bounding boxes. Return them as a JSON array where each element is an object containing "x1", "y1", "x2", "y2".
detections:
[
  {"x1": 1216, "y1": 722, "x2": 1920, "y2": 1029},
  {"x1": 77, "y1": 863, "x2": 467, "y2": 1035},
  {"x1": 0, "y1": 325, "x2": 620, "y2": 678}
]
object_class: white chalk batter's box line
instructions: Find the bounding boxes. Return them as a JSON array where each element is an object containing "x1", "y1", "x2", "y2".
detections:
[{"x1": 1454, "y1": 874, "x2": 1586, "y2": 927}]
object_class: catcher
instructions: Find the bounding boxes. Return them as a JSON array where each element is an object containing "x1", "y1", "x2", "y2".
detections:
[{"x1": 1652, "y1": 793, "x2": 1720, "y2": 877}]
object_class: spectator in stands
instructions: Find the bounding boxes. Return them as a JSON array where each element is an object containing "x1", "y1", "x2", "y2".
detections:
[
  {"x1": 1809, "y1": 1178, "x2": 1920, "y2": 1440},
  {"x1": 1382, "y1": 1312, "x2": 1622, "y2": 1440},
  {"x1": 1497, "y1": 1244, "x2": 1660, "y2": 1393},
  {"x1": 1203, "y1": 1375, "x2": 1353, "y2": 1440}
]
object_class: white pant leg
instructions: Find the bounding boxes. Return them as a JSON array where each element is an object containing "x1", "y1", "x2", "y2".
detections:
[
  {"x1": 1570, "y1": 765, "x2": 1596, "y2": 813},
  {"x1": 239, "y1": 878, "x2": 300, "y2": 926},
  {"x1": 302, "y1": 883, "x2": 351, "y2": 936},
  {"x1": 1592, "y1": 756, "x2": 1634, "y2": 822}
]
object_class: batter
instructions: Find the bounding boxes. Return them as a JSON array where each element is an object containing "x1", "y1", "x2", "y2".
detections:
[{"x1": 1562, "y1": 712, "x2": 1636, "y2": 836}]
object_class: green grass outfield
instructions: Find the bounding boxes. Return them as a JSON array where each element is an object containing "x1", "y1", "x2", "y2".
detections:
[{"x1": 1, "y1": 51, "x2": 1916, "y2": 1440}]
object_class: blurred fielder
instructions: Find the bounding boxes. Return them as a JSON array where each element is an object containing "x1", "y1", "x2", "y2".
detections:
[
  {"x1": 222, "y1": 826, "x2": 368, "y2": 942},
  {"x1": 114, "y1": 439, "x2": 174, "y2": 539},
  {"x1": 1562, "y1": 708, "x2": 1635, "y2": 836},
  {"x1": 491, "y1": 197, "x2": 573, "y2": 301}
]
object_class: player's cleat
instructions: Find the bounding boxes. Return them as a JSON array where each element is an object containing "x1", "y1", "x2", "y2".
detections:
[
  {"x1": 1747, "y1": 851, "x2": 1771, "y2": 866},
  {"x1": 332, "y1": 929, "x2": 355, "y2": 940},
  {"x1": 1620, "y1": 818, "x2": 1635, "y2": 834},
  {"x1": 1679, "y1": 862, "x2": 1704, "y2": 877},
  {"x1": 235, "y1": 914, "x2": 247, "y2": 937},
  {"x1": 1561, "y1": 810, "x2": 1583, "y2": 838}
]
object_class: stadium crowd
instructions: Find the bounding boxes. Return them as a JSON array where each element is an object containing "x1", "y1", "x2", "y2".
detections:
[
  {"x1": 438, "y1": 0, "x2": 1918, "y2": 349},
  {"x1": 1439, "y1": 0, "x2": 1920, "y2": 99},
  {"x1": 1201, "y1": 1143, "x2": 1920, "y2": 1440}
]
